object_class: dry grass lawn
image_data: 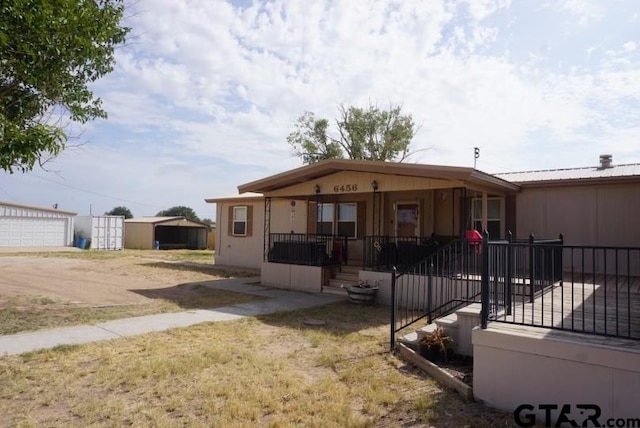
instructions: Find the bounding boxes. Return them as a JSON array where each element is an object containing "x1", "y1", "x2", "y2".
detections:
[
  {"x1": 0, "y1": 249, "x2": 263, "y2": 334},
  {"x1": 0, "y1": 303, "x2": 518, "y2": 427}
]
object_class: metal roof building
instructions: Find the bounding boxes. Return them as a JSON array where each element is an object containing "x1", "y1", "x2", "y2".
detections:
[{"x1": 124, "y1": 216, "x2": 209, "y2": 250}]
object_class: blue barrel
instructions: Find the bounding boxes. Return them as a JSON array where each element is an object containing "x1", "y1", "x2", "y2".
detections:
[{"x1": 77, "y1": 238, "x2": 87, "y2": 249}]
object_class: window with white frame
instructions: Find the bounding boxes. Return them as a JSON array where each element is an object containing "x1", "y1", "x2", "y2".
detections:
[
  {"x1": 317, "y1": 202, "x2": 357, "y2": 238},
  {"x1": 317, "y1": 203, "x2": 334, "y2": 235},
  {"x1": 472, "y1": 198, "x2": 503, "y2": 239},
  {"x1": 232, "y1": 206, "x2": 247, "y2": 236},
  {"x1": 337, "y1": 203, "x2": 357, "y2": 238}
]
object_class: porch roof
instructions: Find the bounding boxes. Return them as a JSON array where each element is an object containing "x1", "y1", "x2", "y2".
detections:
[{"x1": 237, "y1": 159, "x2": 519, "y2": 194}]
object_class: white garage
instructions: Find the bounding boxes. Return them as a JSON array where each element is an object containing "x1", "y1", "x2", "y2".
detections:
[{"x1": 0, "y1": 201, "x2": 76, "y2": 248}]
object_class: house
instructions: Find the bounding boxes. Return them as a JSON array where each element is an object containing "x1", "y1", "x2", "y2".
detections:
[
  {"x1": 0, "y1": 201, "x2": 76, "y2": 248},
  {"x1": 206, "y1": 155, "x2": 640, "y2": 423},
  {"x1": 124, "y1": 217, "x2": 209, "y2": 250}
]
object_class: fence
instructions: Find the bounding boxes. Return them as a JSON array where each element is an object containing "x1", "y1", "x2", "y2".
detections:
[
  {"x1": 482, "y1": 234, "x2": 640, "y2": 340},
  {"x1": 267, "y1": 233, "x2": 348, "y2": 266}
]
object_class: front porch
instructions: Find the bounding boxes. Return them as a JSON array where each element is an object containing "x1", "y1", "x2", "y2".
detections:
[{"x1": 237, "y1": 159, "x2": 519, "y2": 297}]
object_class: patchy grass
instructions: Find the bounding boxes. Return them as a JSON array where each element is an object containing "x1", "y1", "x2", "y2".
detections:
[
  {"x1": 0, "y1": 286, "x2": 265, "y2": 335},
  {"x1": 0, "y1": 303, "x2": 518, "y2": 427},
  {"x1": 0, "y1": 249, "x2": 216, "y2": 262}
]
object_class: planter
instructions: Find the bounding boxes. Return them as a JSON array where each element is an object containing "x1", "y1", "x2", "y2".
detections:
[{"x1": 347, "y1": 286, "x2": 379, "y2": 305}]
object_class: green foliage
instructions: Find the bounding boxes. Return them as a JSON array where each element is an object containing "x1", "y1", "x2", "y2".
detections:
[
  {"x1": 201, "y1": 218, "x2": 215, "y2": 226},
  {"x1": 0, "y1": 0, "x2": 129, "y2": 172},
  {"x1": 287, "y1": 104, "x2": 416, "y2": 164},
  {"x1": 156, "y1": 206, "x2": 201, "y2": 221},
  {"x1": 105, "y1": 206, "x2": 133, "y2": 219}
]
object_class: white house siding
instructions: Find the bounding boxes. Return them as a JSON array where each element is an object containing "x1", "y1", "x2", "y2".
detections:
[{"x1": 0, "y1": 203, "x2": 76, "y2": 247}]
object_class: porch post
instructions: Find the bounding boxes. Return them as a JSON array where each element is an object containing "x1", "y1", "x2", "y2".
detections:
[{"x1": 481, "y1": 192, "x2": 488, "y2": 232}]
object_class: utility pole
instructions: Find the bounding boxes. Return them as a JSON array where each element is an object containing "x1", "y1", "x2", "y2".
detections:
[{"x1": 474, "y1": 147, "x2": 480, "y2": 169}]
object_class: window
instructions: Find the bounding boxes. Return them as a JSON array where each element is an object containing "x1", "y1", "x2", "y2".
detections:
[
  {"x1": 228, "y1": 205, "x2": 253, "y2": 236},
  {"x1": 337, "y1": 203, "x2": 357, "y2": 238},
  {"x1": 233, "y1": 206, "x2": 247, "y2": 236},
  {"x1": 317, "y1": 203, "x2": 334, "y2": 235},
  {"x1": 317, "y1": 203, "x2": 357, "y2": 238},
  {"x1": 472, "y1": 198, "x2": 503, "y2": 239}
]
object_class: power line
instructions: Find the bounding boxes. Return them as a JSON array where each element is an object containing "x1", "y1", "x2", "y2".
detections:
[
  {"x1": 0, "y1": 185, "x2": 17, "y2": 201},
  {"x1": 27, "y1": 172, "x2": 164, "y2": 209}
]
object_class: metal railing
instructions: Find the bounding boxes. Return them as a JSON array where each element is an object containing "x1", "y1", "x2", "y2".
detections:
[
  {"x1": 390, "y1": 238, "x2": 482, "y2": 349},
  {"x1": 482, "y1": 233, "x2": 640, "y2": 340},
  {"x1": 267, "y1": 233, "x2": 348, "y2": 266},
  {"x1": 364, "y1": 235, "x2": 456, "y2": 271}
]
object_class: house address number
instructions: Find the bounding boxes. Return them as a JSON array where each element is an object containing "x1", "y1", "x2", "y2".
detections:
[{"x1": 333, "y1": 184, "x2": 358, "y2": 192}]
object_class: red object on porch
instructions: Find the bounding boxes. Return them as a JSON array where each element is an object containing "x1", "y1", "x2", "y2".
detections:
[{"x1": 465, "y1": 229, "x2": 483, "y2": 253}]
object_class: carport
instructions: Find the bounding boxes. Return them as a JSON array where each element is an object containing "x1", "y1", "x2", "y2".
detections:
[{"x1": 124, "y1": 217, "x2": 209, "y2": 250}]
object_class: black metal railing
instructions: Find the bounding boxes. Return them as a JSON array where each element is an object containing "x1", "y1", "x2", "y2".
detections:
[
  {"x1": 267, "y1": 233, "x2": 348, "y2": 266},
  {"x1": 390, "y1": 238, "x2": 483, "y2": 349},
  {"x1": 364, "y1": 235, "x2": 456, "y2": 271},
  {"x1": 481, "y1": 233, "x2": 640, "y2": 341}
]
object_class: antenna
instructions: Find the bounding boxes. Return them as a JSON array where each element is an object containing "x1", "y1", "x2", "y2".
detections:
[{"x1": 474, "y1": 147, "x2": 480, "y2": 169}]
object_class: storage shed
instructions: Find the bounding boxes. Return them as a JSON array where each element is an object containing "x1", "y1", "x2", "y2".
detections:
[
  {"x1": 124, "y1": 217, "x2": 209, "y2": 250},
  {"x1": 75, "y1": 215, "x2": 124, "y2": 250},
  {"x1": 0, "y1": 201, "x2": 76, "y2": 247}
]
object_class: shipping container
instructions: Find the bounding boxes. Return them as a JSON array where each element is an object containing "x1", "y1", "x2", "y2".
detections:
[{"x1": 74, "y1": 215, "x2": 124, "y2": 250}]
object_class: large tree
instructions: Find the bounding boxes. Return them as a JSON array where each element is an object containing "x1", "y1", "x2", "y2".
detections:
[
  {"x1": 105, "y1": 206, "x2": 133, "y2": 219},
  {"x1": 0, "y1": 0, "x2": 129, "y2": 172},
  {"x1": 287, "y1": 104, "x2": 416, "y2": 164},
  {"x1": 156, "y1": 206, "x2": 201, "y2": 222}
]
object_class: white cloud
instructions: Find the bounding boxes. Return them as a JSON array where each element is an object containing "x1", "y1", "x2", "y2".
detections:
[{"x1": 5, "y1": 0, "x2": 640, "y2": 217}]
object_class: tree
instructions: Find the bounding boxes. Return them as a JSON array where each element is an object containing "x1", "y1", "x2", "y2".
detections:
[
  {"x1": 287, "y1": 104, "x2": 416, "y2": 164},
  {"x1": 0, "y1": 1, "x2": 129, "y2": 172},
  {"x1": 105, "y1": 206, "x2": 133, "y2": 219},
  {"x1": 201, "y1": 218, "x2": 215, "y2": 227},
  {"x1": 156, "y1": 206, "x2": 201, "y2": 222}
]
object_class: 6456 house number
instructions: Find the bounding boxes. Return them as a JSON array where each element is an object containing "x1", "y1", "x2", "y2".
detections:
[{"x1": 333, "y1": 184, "x2": 358, "y2": 192}]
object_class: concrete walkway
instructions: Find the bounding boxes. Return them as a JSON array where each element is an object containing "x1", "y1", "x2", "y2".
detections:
[{"x1": 0, "y1": 277, "x2": 345, "y2": 357}]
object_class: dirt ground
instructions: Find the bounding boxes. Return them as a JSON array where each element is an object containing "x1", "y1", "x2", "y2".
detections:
[{"x1": 0, "y1": 254, "x2": 256, "y2": 306}]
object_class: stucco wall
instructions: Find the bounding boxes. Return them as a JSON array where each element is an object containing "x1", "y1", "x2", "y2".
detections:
[
  {"x1": 473, "y1": 325, "x2": 640, "y2": 423},
  {"x1": 261, "y1": 262, "x2": 323, "y2": 293},
  {"x1": 215, "y1": 200, "x2": 265, "y2": 269}
]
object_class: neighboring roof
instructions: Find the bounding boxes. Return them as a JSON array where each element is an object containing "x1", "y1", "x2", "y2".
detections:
[
  {"x1": 495, "y1": 163, "x2": 640, "y2": 185},
  {"x1": 125, "y1": 216, "x2": 210, "y2": 228},
  {"x1": 0, "y1": 200, "x2": 77, "y2": 216},
  {"x1": 204, "y1": 192, "x2": 263, "y2": 203},
  {"x1": 237, "y1": 159, "x2": 519, "y2": 193}
]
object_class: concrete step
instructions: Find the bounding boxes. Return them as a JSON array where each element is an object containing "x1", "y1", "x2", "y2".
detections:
[
  {"x1": 340, "y1": 265, "x2": 361, "y2": 275},
  {"x1": 335, "y1": 271, "x2": 358, "y2": 282},
  {"x1": 322, "y1": 283, "x2": 348, "y2": 296},
  {"x1": 327, "y1": 278, "x2": 358, "y2": 289},
  {"x1": 398, "y1": 331, "x2": 419, "y2": 350}
]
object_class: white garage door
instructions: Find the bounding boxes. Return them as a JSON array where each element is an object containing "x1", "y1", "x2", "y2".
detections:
[{"x1": 0, "y1": 218, "x2": 67, "y2": 247}]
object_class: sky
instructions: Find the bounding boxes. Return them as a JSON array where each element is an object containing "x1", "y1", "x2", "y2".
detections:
[{"x1": 2, "y1": 0, "x2": 640, "y2": 220}]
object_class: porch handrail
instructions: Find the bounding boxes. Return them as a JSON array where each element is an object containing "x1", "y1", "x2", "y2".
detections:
[
  {"x1": 390, "y1": 238, "x2": 483, "y2": 350},
  {"x1": 480, "y1": 233, "x2": 640, "y2": 341}
]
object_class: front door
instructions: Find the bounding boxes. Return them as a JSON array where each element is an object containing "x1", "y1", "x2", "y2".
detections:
[{"x1": 396, "y1": 203, "x2": 419, "y2": 237}]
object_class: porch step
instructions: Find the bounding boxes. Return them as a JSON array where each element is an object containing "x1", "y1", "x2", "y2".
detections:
[
  {"x1": 413, "y1": 313, "x2": 459, "y2": 342},
  {"x1": 340, "y1": 264, "x2": 361, "y2": 275},
  {"x1": 322, "y1": 283, "x2": 349, "y2": 296},
  {"x1": 334, "y1": 271, "x2": 358, "y2": 282},
  {"x1": 328, "y1": 278, "x2": 358, "y2": 289}
]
